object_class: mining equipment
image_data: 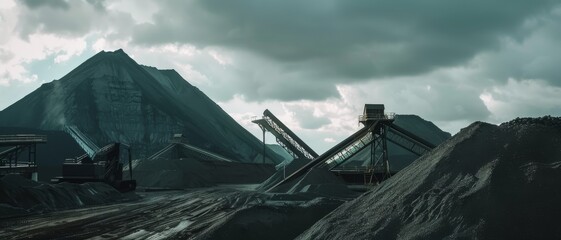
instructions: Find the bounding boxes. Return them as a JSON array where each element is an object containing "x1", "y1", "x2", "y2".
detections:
[
  {"x1": 254, "y1": 104, "x2": 436, "y2": 191},
  {"x1": 51, "y1": 142, "x2": 136, "y2": 193},
  {"x1": 0, "y1": 134, "x2": 47, "y2": 180}
]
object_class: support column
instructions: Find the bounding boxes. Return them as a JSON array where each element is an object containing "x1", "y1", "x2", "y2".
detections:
[
  {"x1": 262, "y1": 128, "x2": 266, "y2": 164},
  {"x1": 30, "y1": 144, "x2": 37, "y2": 166},
  {"x1": 381, "y1": 125, "x2": 390, "y2": 178},
  {"x1": 128, "y1": 148, "x2": 133, "y2": 180},
  {"x1": 370, "y1": 137, "x2": 374, "y2": 169},
  {"x1": 14, "y1": 148, "x2": 18, "y2": 167}
]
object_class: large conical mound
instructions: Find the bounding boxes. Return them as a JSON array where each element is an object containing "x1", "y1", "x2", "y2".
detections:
[
  {"x1": 0, "y1": 49, "x2": 281, "y2": 163},
  {"x1": 298, "y1": 116, "x2": 561, "y2": 239}
]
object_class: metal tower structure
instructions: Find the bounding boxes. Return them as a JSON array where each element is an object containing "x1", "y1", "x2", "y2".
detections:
[
  {"x1": 266, "y1": 104, "x2": 437, "y2": 192},
  {"x1": 252, "y1": 109, "x2": 318, "y2": 162},
  {"x1": 0, "y1": 134, "x2": 47, "y2": 179}
]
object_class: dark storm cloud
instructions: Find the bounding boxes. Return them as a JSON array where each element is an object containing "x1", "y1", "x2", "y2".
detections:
[
  {"x1": 478, "y1": 9, "x2": 561, "y2": 86},
  {"x1": 16, "y1": 0, "x2": 132, "y2": 38},
  {"x1": 21, "y1": 0, "x2": 70, "y2": 10},
  {"x1": 133, "y1": 0, "x2": 558, "y2": 80},
  {"x1": 18, "y1": 0, "x2": 103, "y2": 37}
]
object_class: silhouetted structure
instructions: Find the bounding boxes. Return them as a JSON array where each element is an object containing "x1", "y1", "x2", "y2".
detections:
[
  {"x1": 266, "y1": 104, "x2": 436, "y2": 191},
  {"x1": 252, "y1": 109, "x2": 318, "y2": 162},
  {"x1": 0, "y1": 134, "x2": 47, "y2": 180}
]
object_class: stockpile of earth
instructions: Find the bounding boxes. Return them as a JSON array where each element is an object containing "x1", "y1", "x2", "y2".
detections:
[
  {"x1": 298, "y1": 116, "x2": 561, "y2": 239},
  {"x1": 257, "y1": 158, "x2": 309, "y2": 191},
  {"x1": 0, "y1": 174, "x2": 138, "y2": 218},
  {"x1": 133, "y1": 156, "x2": 276, "y2": 189},
  {"x1": 0, "y1": 49, "x2": 283, "y2": 163},
  {"x1": 257, "y1": 158, "x2": 358, "y2": 199},
  {"x1": 133, "y1": 157, "x2": 214, "y2": 189},
  {"x1": 195, "y1": 196, "x2": 344, "y2": 240}
]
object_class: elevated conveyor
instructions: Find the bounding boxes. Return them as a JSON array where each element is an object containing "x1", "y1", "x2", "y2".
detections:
[
  {"x1": 0, "y1": 134, "x2": 47, "y2": 162},
  {"x1": 387, "y1": 124, "x2": 435, "y2": 156},
  {"x1": 0, "y1": 134, "x2": 47, "y2": 179},
  {"x1": 0, "y1": 135, "x2": 47, "y2": 147},
  {"x1": 64, "y1": 125, "x2": 100, "y2": 158},
  {"x1": 266, "y1": 122, "x2": 379, "y2": 191},
  {"x1": 148, "y1": 134, "x2": 233, "y2": 162},
  {"x1": 252, "y1": 109, "x2": 318, "y2": 160},
  {"x1": 266, "y1": 105, "x2": 440, "y2": 191}
]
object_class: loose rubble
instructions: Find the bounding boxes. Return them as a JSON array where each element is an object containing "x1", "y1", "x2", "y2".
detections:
[{"x1": 297, "y1": 117, "x2": 561, "y2": 239}]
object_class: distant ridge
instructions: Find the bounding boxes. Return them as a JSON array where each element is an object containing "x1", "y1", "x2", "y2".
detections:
[{"x1": 0, "y1": 49, "x2": 282, "y2": 163}]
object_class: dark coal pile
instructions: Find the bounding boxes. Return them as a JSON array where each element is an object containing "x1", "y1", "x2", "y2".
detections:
[
  {"x1": 0, "y1": 174, "x2": 138, "y2": 218},
  {"x1": 258, "y1": 159, "x2": 358, "y2": 199},
  {"x1": 0, "y1": 50, "x2": 283, "y2": 163},
  {"x1": 205, "y1": 160, "x2": 276, "y2": 184},
  {"x1": 196, "y1": 197, "x2": 343, "y2": 240},
  {"x1": 282, "y1": 168, "x2": 358, "y2": 198},
  {"x1": 257, "y1": 158, "x2": 309, "y2": 191},
  {"x1": 298, "y1": 117, "x2": 561, "y2": 239},
  {"x1": 267, "y1": 144, "x2": 294, "y2": 162},
  {"x1": 133, "y1": 157, "x2": 214, "y2": 189},
  {"x1": 133, "y1": 157, "x2": 276, "y2": 189}
]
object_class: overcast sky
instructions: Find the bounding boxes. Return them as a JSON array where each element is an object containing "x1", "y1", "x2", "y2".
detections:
[{"x1": 1, "y1": 0, "x2": 561, "y2": 152}]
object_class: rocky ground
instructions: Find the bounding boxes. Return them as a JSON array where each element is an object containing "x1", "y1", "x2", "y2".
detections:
[
  {"x1": 297, "y1": 116, "x2": 561, "y2": 239},
  {"x1": 0, "y1": 175, "x2": 139, "y2": 219},
  {"x1": 0, "y1": 187, "x2": 349, "y2": 240},
  {"x1": 1, "y1": 116, "x2": 559, "y2": 239}
]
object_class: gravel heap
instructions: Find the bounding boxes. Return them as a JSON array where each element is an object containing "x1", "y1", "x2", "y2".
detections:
[
  {"x1": 133, "y1": 157, "x2": 214, "y2": 189},
  {"x1": 133, "y1": 156, "x2": 276, "y2": 189},
  {"x1": 500, "y1": 115, "x2": 561, "y2": 128},
  {"x1": 298, "y1": 117, "x2": 561, "y2": 239},
  {"x1": 0, "y1": 174, "x2": 138, "y2": 218},
  {"x1": 257, "y1": 158, "x2": 357, "y2": 199},
  {"x1": 256, "y1": 158, "x2": 309, "y2": 191}
]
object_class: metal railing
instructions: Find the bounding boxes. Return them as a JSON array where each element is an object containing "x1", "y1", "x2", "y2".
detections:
[
  {"x1": 387, "y1": 124, "x2": 434, "y2": 156},
  {"x1": 330, "y1": 165, "x2": 387, "y2": 173},
  {"x1": 325, "y1": 132, "x2": 373, "y2": 165},
  {"x1": 358, "y1": 112, "x2": 395, "y2": 122},
  {"x1": 262, "y1": 115, "x2": 316, "y2": 160},
  {"x1": 64, "y1": 125, "x2": 99, "y2": 158},
  {"x1": 0, "y1": 135, "x2": 47, "y2": 144}
]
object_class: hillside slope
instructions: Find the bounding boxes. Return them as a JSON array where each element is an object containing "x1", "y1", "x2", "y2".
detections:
[
  {"x1": 298, "y1": 116, "x2": 561, "y2": 239},
  {"x1": 0, "y1": 49, "x2": 281, "y2": 163}
]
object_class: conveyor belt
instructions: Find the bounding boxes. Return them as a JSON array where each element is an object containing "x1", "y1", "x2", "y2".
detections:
[
  {"x1": 148, "y1": 138, "x2": 233, "y2": 163},
  {"x1": 0, "y1": 134, "x2": 47, "y2": 146},
  {"x1": 64, "y1": 125, "x2": 99, "y2": 158},
  {"x1": 175, "y1": 142, "x2": 233, "y2": 162},
  {"x1": 387, "y1": 124, "x2": 435, "y2": 156},
  {"x1": 266, "y1": 120, "x2": 438, "y2": 191},
  {"x1": 253, "y1": 109, "x2": 318, "y2": 160},
  {"x1": 265, "y1": 122, "x2": 378, "y2": 191}
]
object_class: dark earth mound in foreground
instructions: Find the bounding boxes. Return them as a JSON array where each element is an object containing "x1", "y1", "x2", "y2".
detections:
[
  {"x1": 0, "y1": 174, "x2": 138, "y2": 218},
  {"x1": 133, "y1": 157, "x2": 276, "y2": 189},
  {"x1": 297, "y1": 116, "x2": 561, "y2": 240}
]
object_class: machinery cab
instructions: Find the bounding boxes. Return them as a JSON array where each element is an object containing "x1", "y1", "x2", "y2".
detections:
[{"x1": 53, "y1": 142, "x2": 136, "y2": 192}]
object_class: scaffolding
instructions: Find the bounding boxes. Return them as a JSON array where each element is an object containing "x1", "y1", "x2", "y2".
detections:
[
  {"x1": 265, "y1": 104, "x2": 436, "y2": 191},
  {"x1": 0, "y1": 134, "x2": 47, "y2": 179}
]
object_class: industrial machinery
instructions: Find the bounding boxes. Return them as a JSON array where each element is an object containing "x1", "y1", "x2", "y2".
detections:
[
  {"x1": 252, "y1": 110, "x2": 318, "y2": 161},
  {"x1": 258, "y1": 104, "x2": 437, "y2": 191},
  {"x1": 0, "y1": 134, "x2": 47, "y2": 180},
  {"x1": 52, "y1": 142, "x2": 136, "y2": 192}
]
